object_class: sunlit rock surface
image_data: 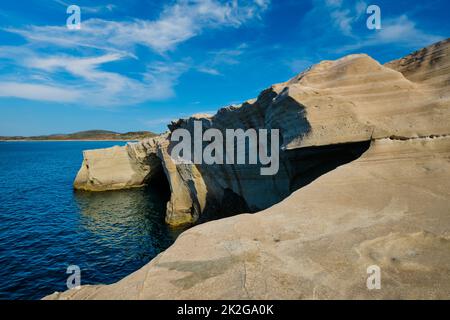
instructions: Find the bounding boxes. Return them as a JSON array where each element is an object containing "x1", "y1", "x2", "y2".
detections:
[
  {"x1": 73, "y1": 39, "x2": 450, "y2": 227},
  {"x1": 53, "y1": 39, "x2": 450, "y2": 299},
  {"x1": 47, "y1": 136, "x2": 450, "y2": 299}
]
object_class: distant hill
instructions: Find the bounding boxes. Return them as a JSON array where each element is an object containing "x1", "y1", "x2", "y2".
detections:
[{"x1": 0, "y1": 130, "x2": 157, "y2": 141}]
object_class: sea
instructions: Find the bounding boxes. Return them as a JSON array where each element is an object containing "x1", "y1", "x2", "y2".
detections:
[{"x1": 0, "y1": 141, "x2": 177, "y2": 300}]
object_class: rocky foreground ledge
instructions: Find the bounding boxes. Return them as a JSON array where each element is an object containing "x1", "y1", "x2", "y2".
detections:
[
  {"x1": 47, "y1": 136, "x2": 450, "y2": 299},
  {"x1": 73, "y1": 39, "x2": 450, "y2": 227},
  {"x1": 48, "y1": 39, "x2": 450, "y2": 299}
]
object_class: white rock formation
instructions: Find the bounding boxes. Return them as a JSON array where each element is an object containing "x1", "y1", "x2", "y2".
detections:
[
  {"x1": 52, "y1": 39, "x2": 450, "y2": 299},
  {"x1": 73, "y1": 39, "x2": 450, "y2": 228},
  {"x1": 47, "y1": 136, "x2": 450, "y2": 299}
]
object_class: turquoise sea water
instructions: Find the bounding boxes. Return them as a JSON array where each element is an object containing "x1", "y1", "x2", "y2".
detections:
[{"x1": 0, "y1": 141, "x2": 176, "y2": 300}]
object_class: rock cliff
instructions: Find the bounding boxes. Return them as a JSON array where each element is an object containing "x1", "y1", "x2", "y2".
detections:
[
  {"x1": 47, "y1": 136, "x2": 450, "y2": 299},
  {"x1": 54, "y1": 39, "x2": 450, "y2": 299},
  {"x1": 73, "y1": 38, "x2": 450, "y2": 227}
]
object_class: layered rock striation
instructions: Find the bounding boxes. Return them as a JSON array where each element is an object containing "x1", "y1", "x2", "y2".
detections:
[
  {"x1": 73, "y1": 39, "x2": 450, "y2": 227},
  {"x1": 50, "y1": 38, "x2": 450, "y2": 300},
  {"x1": 47, "y1": 135, "x2": 450, "y2": 299}
]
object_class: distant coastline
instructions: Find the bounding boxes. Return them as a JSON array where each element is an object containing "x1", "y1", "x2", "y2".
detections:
[{"x1": 0, "y1": 130, "x2": 157, "y2": 142}]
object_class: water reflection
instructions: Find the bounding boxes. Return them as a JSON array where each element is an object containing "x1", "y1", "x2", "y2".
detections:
[
  {"x1": 73, "y1": 185, "x2": 182, "y2": 274},
  {"x1": 0, "y1": 141, "x2": 184, "y2": 299}
]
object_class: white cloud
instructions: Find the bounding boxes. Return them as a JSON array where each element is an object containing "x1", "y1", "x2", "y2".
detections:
[
  {"x1": 337, "y1": 15, "x2": 444, "y2": 52},
  {"x1": 8, "y1": 0, "x2": 269, "y2": 54},
  {"x1": 330, "y1": 8, "x2": 353, "y2": 35},
  {"x1": 313, "y1": 0, "x2": 367, "y2": 36},
  {"x1": 322, "y1": 0, "x2": 355, "y2": 36},
  {"x1": 0, "y1": 82, "x2": 80, "y2": 103},
  {"x1": 354, "y1": 0, "x2": 367, "y2": 17},
  {"x1": 53, "y1": 0, "x2": 116, "y2": 14},
  {"x1": 197, "y1": 67, "x2": 222, "y2": 75},
  {"x1": 0, "y1": 48, "x2": 189, "y2": 105},
  {"x1": 197, "y1": 43, "x2": 248, "y2": 76},
  {"x1": 0, "y1": 1, "x2": 270, "y2": 106},
  {"x1": 304, "y1": 2, "x2": 444, "y2": 55}
]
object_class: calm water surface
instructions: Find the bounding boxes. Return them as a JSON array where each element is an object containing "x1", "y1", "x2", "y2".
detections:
[{"x1": 0, "y1": 141, "x2": 177, "y2": 300}]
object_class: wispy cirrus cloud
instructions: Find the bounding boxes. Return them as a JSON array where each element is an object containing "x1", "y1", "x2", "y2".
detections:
[
  {"x1": 0, "y1": 0, "x2": 271, "y2": 106},
  {"x1": 197, "y1": 43, "x2": 248, "y2": 76},
  {"x1": 336, "y1": 15, "x2": 444, "y2": 53},
  {"x1": 7, "y1": 0, "x2": 269, "y2": 54},
  {"x1": 303, "y1": 0, "x2": 444, "y2": 55},
  {"x1": 0, "y1": 46, "x2": 189, "y2": 106},
  {"x1": 52, "y1": 0, "x2": 117, "y2": 14},
  {"x1": 319, "y1": 0, "x2": 367, "y2": 36},
  {"x1": 197, "y1": 67, "x2": 223, "y2": 76},
  {"x1": 0, "y1": 82, "x2": 80, "y2": 103}
]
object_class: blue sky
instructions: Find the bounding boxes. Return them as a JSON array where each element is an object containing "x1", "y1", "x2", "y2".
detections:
[{"x1": 0, "y1": 0, "x2": 448, "y2": 135}]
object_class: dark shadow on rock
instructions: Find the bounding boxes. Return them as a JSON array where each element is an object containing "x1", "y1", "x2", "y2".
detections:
[
  {"x1": 196, "y1": 188, "x2": 250, "y2": 224},
  {"x1": 145, "y1": 161, "x2": 171, "y2": 200},
  {"x1": 160, "y1": 87, "x2": 371, "y2": 227},
  {"x1": 286, "y1": 140, "x2": 371, "y2": 192}
]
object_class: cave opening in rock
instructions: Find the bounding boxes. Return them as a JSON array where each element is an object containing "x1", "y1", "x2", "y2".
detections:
[
  {"x1": 286, "y1": 140, "x2": 372, "y2": 192},
  {"x1": 144, "y1": 158, "x2": 171, "y2": 202},
  {"x1": 197, "y1": 140, "x2": 372, "y2": 225}
]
